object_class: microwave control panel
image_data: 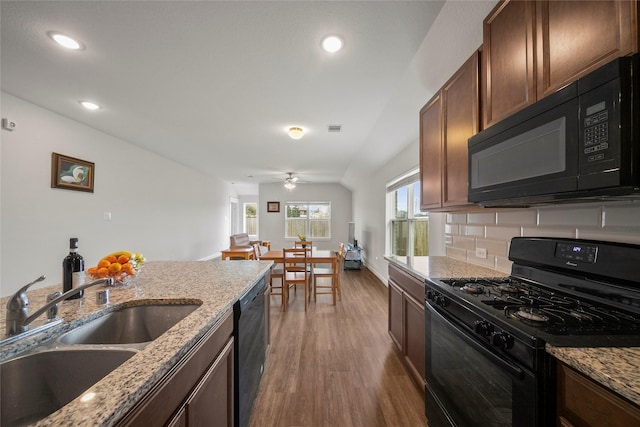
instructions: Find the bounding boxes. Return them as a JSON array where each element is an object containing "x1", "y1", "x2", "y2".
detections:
[
  {"x1": 583, "y1": 101, "x2": 609, "y2": 162},
  {"x1": 579, "y1": 77, "x2": 620, "y2": 179}
]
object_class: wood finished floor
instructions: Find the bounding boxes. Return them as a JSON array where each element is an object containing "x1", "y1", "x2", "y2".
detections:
[{"x1": 249, "y1": 268, "x2": 428, "y2": 427}]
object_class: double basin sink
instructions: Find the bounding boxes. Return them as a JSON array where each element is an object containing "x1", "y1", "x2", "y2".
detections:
[{"x1": 1, "y1": 302, "x2": 201, "y2": 426}]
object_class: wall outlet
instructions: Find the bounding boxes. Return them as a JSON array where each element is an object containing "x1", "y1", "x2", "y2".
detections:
[{"x1": 475, "y1": 247, "x2": 487, "y2": 259}]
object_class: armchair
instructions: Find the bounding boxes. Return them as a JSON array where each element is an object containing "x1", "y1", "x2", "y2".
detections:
[{"x1": 229, "y1": 233, "x2": 270, "y2": 257}]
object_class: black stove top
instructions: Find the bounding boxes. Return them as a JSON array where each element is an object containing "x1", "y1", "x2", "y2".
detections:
[
  {"x1": 438, "y1": 277, "x2": 640, "y2": 337},
  {"x1": 426, "y1": 238, "x2": 640, "y2": 348}
]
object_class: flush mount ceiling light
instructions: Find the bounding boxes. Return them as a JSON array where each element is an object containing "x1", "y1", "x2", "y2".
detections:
[
  {"x1": 322, "y1": 35, "x2": 343, "y2": 53},
  {"x1": 288, "y1": 127, "x2": 304, "y2": 140},
  {"x1": 48, "y1": 32, "x2": 84, "y2": 50},
  {"x1": 79, "y1": 101, "x2": 101, "y2": 110}
]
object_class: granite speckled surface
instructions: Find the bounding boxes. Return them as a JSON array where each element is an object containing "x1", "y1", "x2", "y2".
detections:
[
  {"x1": 387, "y1": 256, "x2": 640, "y2": 409},
  {"x1": 547, "y1": 345, "x2": 640, "y2": 406},
  {"x1": 0, "y1": 260, "x2": 272, "y2": 426},
  {"x1": 384, "y1": 255, "x2": 504, "y2": 281}
]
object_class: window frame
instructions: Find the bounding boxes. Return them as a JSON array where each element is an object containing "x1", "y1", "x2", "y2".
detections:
[
  {"x1": 386, "y1": 169, "x2": 429, "y2": 261},
  {"x1": 243, "y1": 202, "x2": 257, "y2": 236},
  {"x1": 284, "y1": 201, "x2": 332, "y2": 240}
]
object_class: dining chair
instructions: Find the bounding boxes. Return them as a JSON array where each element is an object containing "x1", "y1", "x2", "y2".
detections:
[
  {"x1": 283, "y1": 247, "x2": 310, "y2": 311},
  {"x1": 294, "y1": 241, "x2": 313, "y2": 256},
  {"x1": 313, "y1": 243, "x2": 344, "y2": 304}
]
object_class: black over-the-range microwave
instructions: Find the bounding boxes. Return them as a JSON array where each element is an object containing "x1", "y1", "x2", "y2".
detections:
[{"x1": 468, "y1": 53, "x2": 640, "y2": 207}]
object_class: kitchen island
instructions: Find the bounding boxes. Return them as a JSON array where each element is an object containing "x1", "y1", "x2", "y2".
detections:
[{"x1": 0, "y1": 260, "x2": 272, "y2": 426}]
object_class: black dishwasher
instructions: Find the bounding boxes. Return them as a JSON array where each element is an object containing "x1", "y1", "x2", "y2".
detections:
[{"x1": 233, "y1": 277, "x2": 267, "y2": 427}]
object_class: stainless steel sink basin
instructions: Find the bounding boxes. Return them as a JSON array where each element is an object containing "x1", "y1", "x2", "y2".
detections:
[
  {"x1": 58, "y1": 303, "x2": 200, "y2": 345},
  {"x1": 1, "y1": 348, "x2": 136, "y2": 426}
]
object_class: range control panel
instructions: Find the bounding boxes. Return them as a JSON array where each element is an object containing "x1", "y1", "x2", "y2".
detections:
[{"x1": 555, "y1": 242, "x2": 598, "y2": 264}]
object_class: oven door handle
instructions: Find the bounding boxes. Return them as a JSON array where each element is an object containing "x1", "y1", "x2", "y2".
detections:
[{"x1": 426, "y1": 301, "x2": 525, "y2": 379}]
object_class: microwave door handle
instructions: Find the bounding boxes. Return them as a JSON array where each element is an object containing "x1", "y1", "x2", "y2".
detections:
[{"x1": 426, "y1": 301, "x2": 524, "y2": 379}]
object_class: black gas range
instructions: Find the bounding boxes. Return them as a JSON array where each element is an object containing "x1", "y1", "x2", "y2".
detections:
[{"x1": 423, "y1": 237, "x2": 640, "y2": 427}]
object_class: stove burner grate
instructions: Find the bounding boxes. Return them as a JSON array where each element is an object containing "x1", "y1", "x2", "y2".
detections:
[{"x1": 514, "y1": 308, "x2": 549, "y2": 323}]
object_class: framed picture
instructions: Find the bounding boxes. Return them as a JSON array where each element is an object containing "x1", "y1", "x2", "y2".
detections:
[
  {"x1": 51, "y1": 153, "x2": 95, "y2": 193},
  {"x1": 267, "y1": 201, "x2": 280, "y2": 213}
]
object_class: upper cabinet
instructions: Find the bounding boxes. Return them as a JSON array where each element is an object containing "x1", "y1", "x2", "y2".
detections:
[
  {"x1": 482, "y1": 0, "x2": 536, "y2": 129},
  {"x1": 482, "y1": 0, "x2": 639, "y2": 129},
  {"x1": 420, "y1": 51, "x2": 479, "y2": 211},
  {"x1": 536, "y1": 0, "x2": 638, "y2": 98}
]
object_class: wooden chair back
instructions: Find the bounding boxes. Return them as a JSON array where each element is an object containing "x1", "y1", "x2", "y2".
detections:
[{"x1": 283, "y1": 247, "x2": 310, "y2": 311}]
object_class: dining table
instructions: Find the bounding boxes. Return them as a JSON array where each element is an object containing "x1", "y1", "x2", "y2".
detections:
[{"x1": 259, "y1": 248, "x2": 338, "y2": 311}]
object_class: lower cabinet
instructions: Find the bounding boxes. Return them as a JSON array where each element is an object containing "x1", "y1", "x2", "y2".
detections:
[
  {"x1": 557, "y1": 361, "x2": 640, "y2": 427},
  {"x1": 388, "y1": 263, "x2": 425, "y2": 390},
  {"x1": 117, "y1": 309, "x2": 234, "y2": 427}
]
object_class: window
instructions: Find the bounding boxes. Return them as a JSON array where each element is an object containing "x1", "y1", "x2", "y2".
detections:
[
  {"x1": 285, "y1": 202, "x2": 331, "y2": 239},
  {"x1": 387, "y1": 170, "x2": 428, "y2": 262},
  {"x1": 243, "y1": 203, "x2": 257, "y2": 235}
]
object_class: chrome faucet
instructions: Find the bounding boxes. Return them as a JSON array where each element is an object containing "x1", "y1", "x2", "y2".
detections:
[{"x1": 5, "y1": 275, "x2": 114, "y2": 336}]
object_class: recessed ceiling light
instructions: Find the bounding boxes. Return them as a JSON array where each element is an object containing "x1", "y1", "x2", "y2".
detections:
[
  {"x1": 288, "y1": 127, "x2": 304, "y2": 140},
  {"x1": 80, "y1": 101, "x2": 101, "y2": 110},
  {"x1": 48, "y1": 32, "x2": 83, "y2": 50},
  {"x1": 322, "y1": 35, "x2": 343, "y2": 53}
]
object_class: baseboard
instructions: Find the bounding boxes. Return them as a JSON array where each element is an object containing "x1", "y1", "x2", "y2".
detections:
[
  {"x1": 198, "y1": 253, "x2": 221, "y2": 261},
  {"x1": 362, "y1": 261, "x2": 387, "y2": 286}
]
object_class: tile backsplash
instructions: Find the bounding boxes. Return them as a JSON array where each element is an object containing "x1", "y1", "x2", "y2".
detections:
[{"x1": 445, "y1": 200, "x2": 640, "y2": 273}]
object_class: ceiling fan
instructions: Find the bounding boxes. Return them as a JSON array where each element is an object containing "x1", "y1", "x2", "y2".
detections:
[{"x1": 283, "y1": 172, "x2": 298, "y2": 190}]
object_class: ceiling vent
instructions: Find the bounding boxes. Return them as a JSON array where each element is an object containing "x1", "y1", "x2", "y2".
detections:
[{"x1": 328, "y1": 125, "x2": 342, "y2": 133}]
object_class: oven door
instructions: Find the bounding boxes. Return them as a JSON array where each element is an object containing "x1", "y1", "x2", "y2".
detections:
[{"x1": 424, "y1": 301, "x2": 539, "y2": 427}]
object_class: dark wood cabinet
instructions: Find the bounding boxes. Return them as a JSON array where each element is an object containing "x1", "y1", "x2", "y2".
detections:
[
  {"x1": 482, "y1": 0, "x2": 536, "y2": 128},
  {"x1": 557, "y1": 362, "x2": 640, "y2": 427},
  {"x1": 388, "y1": 263, "x2": 425, "y2": 389},
  {"x1": 419, "y1": 93, "x2": 443, "y2": 210},
  {"x1": 483, "y1": 0, "x2": 639, "y2": 129},
  {"x1": 536, "y1": 0, "x2": 638, "y2": 99},
  {"x1": 420, "y1": 51, "x2": 479, "y2": 211},
  {"x1": 118, "y1": 310, "x2": 234, "y2": 427},
  {"x1": 388, "y1": 279, "x2": 404, "y2": 351}
]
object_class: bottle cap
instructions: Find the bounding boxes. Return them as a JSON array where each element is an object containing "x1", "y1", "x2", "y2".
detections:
[{"x1": 70, "y1": 238, "x2": 78, "y2": 249}]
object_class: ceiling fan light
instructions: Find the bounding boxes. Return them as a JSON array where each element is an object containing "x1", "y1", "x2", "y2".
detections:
[
  {"x1": 284, "y1": 180, "x2": 296, "y2": 190},
  {"x1": 288, "y1": 127, "x2": 304, "y2": 140}
]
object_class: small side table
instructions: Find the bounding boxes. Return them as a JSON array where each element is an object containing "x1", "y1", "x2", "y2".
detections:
[{"x1": 221, "y1": 247, "x2": 255, "y2": 260}]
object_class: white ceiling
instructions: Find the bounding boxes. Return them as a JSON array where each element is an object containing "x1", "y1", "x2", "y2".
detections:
[{"x1": 1, "y1": 0, "x2": 446, "y2": 193}]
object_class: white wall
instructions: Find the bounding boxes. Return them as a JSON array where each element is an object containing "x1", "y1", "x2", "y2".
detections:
[
  {"x1": 258, "y1": 182, "x2": 352, "y2": 251},
  {"x1": 350, "y1": 1, "x2": 496, "y2": 283},
  {"x1": 1, "y1": 93, "x2": 232, "y2": 296}
]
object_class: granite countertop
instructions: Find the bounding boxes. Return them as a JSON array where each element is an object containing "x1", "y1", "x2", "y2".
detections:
[
  {"x1": 385, "y1": 255, "x2": 505, "y2": 281},
  {"x1": 0, "y1": 260, "x2": 272, "y2": 426},
  {"x1": 547, "y1": 345, "x2": 640, "y2": 406},
  {"x1": 386, "y1": 256, "x2": 640, "y2": 408}
]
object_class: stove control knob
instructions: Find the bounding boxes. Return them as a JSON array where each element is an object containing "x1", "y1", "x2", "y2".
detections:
[
  {"x1": 490, "y1": 331, "x2": 514, "y2": 350},
  {"x1": 474, "y1": 320, "x2": 494, "y2": 337},
  {"x1": 434, "y1": 294, "x2": 448, "y2": 307},
  {"x1": 426, "y1": 290, "x2": 434, "y2": 300}
]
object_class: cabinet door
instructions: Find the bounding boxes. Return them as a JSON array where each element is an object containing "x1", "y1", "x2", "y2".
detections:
[
  {"x1": 483, "y1": 0, "x2": 536, "y2": 128},
  {"x1": 186, "y1": 339, "x2": 234, "y2": 427},
  {"x1": 442, "y1": 51, "x2": 479, "y2": 207},
  {"x1": 388, "y1": 280, "x2": 404, "y2": 351},
  {"x1": 403, "y1": 293, "x2": 426, "y2": 386},
  {"x1": 557, "y1": 362, "x2": 640, "y2": 426},
  {"x1": 536, "y1": 0, "x2": 638, "y2": 98},
  {"x1": 419, "y1": 93, "x2": 443, "y2": 210}
]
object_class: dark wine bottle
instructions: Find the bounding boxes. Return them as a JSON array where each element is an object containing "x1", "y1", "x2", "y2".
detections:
[{"x1": 63, "y1": 237, "x2": 85, "y2": 299}]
